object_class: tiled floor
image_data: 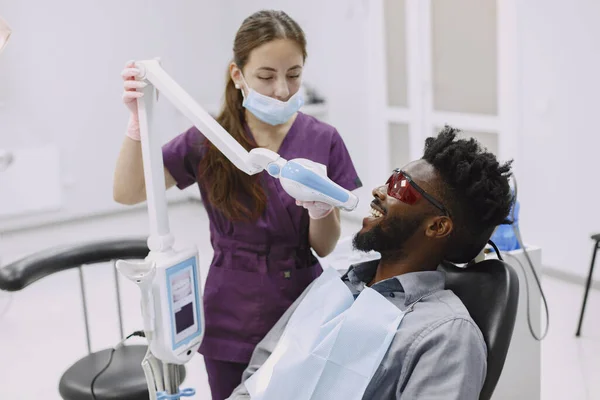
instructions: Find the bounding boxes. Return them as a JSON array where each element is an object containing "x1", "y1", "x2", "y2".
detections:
[{"x1": 0, "y1": 201, "x2": 599, "y2": 399}]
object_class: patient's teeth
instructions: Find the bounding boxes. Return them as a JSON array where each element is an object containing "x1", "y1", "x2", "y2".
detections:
[{"x1": 369, "y1": 207, "x2": 384, "y2": 218}]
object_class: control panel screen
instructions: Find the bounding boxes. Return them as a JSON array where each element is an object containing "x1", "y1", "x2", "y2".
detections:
[
  {"x1": 172, "y1": 269, "x2": 194, "y2": 333},
  {"x1": 168, "y1": 263, "x2": 199, "y2": 345}
]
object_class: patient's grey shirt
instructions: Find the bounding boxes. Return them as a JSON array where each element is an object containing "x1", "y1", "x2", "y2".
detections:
[{"x1": 228, "y1": 260, "x2": 487, "y2": 400}]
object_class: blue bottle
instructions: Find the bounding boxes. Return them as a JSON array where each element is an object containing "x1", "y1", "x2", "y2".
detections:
[{"x1": 491, "y1": 197, "x2": 521, "y2": 251}]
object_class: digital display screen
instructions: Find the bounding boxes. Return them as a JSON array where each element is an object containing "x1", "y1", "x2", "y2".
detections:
[
  {"x1": 170, "y1": 266, "x2": 196, "y2": 336},
  {"x1": 175, "y1": 303, "x2": 194, "y2": 333}
]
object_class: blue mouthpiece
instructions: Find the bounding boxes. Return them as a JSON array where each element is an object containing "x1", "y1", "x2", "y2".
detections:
[
  {"x1": 280, "y1": 161, "x2": 350, "y2": 203},
  {"x1": 157, "y1": 388, "x2": 195, "y2": 400}
]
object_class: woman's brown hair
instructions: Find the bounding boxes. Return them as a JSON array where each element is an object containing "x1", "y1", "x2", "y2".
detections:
[{"x1": 198, "y1": 10, "x2": 307, "y2": 221}]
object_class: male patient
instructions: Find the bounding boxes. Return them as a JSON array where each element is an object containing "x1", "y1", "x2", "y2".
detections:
[{"x1": 227, "y1": 126, "x2": 513, "y2": 400}]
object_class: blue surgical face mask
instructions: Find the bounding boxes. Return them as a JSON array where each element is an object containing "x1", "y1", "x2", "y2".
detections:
[{"x1": 238, "y1": 73, "x2": 304, "y2": 126}]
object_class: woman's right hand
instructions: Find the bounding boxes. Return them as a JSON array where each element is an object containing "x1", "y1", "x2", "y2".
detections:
[{"x1": 121, "y1": 60, "x2": 147, "y2": 118}]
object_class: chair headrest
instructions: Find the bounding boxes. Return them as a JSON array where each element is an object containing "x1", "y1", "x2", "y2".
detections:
[
  {"x1": 0, "y1": 238, "x2": 149, "y2": 291},
  {"x1": 439, "y1": 259, "x2": 519, "y2": 400}
]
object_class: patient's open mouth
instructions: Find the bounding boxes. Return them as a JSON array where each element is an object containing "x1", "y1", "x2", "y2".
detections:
[
  {"x1": 369, "y1": 206, "x2": 384, "y2": 219},
  {"x1": 367, "y1": 200, "x2": 386, "y2": 220}
]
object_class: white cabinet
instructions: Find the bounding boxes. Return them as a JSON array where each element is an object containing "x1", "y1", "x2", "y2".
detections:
[{"x1": 492, "y1": 247, "x2": 542, "y2": 400}]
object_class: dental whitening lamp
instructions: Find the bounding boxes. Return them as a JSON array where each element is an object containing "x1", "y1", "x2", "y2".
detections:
[{"x1": 116, "y1": 59, "x2": 359, "y2": 400}]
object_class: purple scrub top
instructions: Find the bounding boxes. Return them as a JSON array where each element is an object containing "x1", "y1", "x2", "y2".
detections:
[{"x1": 162, "y1": 112, "x2": 362, "y2": 363}]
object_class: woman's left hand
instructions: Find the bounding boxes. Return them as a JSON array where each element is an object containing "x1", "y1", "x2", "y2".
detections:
[{"x1": 296, "y1": 200, "x2": 334, "y2": 220}]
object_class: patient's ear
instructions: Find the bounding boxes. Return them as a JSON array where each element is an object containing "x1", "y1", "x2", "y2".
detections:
[{"x1": 425, "y1": 216, "x2": 453, "y2": 239}]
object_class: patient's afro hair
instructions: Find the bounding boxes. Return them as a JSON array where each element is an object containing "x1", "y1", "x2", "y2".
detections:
[{"x1": 422, "y1": 125, "x2": 513, "y2": 263}]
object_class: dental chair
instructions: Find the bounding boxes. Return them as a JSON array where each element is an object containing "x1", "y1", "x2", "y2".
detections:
[
  {"x1": 0, "y1": 238, "x2": 186, "y2": 400},
  {"x1": 439, "y1": 258, "x2": 519, "y2": 400},
  {"x1": 320, "y1": 237, "x2": 520, "y2": 400}
]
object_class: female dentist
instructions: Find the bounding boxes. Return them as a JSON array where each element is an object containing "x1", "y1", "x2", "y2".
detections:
[{"x1": 113, "y1": 10, "x2": 362, "y2": 400}]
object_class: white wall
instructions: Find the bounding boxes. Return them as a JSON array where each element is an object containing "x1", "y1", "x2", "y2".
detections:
[
  {"x1": 516, "y1": 0, "x2": 600, "y2": 278},
  {"x1": 0, "y1": 0, "x2": 229, "y2": 231}
]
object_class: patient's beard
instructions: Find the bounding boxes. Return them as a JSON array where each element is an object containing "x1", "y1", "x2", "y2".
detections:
[{"x1": 352, "y1": 214, "x2": 423, "y2": 256}]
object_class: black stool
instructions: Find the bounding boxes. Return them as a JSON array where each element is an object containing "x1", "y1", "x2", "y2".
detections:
[
  {"x1": 0, "y1": 239, "x2": 186, "y2": 399},
  {"x1": 59, "y1": 345, "x2": 184, "y2": 400},
  {"x1": 576, "y1": 233, "x2": 600, "y2": 336}
]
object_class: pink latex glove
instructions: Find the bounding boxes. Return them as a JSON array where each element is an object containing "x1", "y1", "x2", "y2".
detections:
[
  {"x1": 296, "y1": 200, "x2": 334, "y2": 220},
  {"x1": 121, "y1": 60, "x2": 147, "y2": 141},
  {"x1": 0, "y1": 15, "x2": 11, "y2": 55}
]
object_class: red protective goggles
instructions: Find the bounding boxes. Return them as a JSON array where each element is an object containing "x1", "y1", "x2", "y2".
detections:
[{"x1": 385, "y1": 169, "x2": 449, "y2": 216}]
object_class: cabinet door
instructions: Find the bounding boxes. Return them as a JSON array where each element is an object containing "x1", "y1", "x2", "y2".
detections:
[
  {"x1": 376, "y1": 0, "x2": 505, "y2": 174},
  {"x1": 429, "y1": 0, "x2": 499, "y2": 154}
]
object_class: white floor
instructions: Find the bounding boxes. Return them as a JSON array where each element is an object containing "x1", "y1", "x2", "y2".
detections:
[{"x1": 0, "y1": 201, "x2": 599, "y2": 399}]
